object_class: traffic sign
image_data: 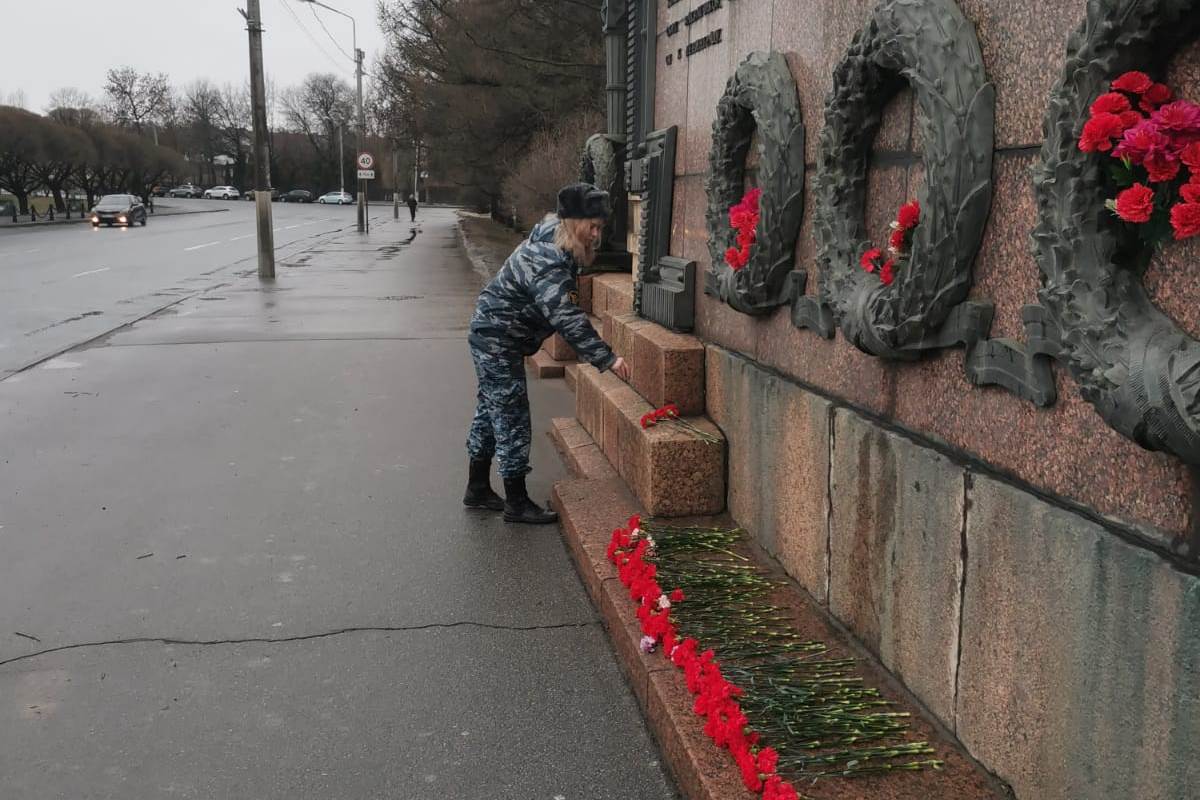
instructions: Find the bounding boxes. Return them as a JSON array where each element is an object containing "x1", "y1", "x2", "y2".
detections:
[
  {"x1": 357, "y1": 169, "x2": 375, "y2": 180},
  {"x1": 356, "y1": 152, "x2": 375, "y2": 169}
]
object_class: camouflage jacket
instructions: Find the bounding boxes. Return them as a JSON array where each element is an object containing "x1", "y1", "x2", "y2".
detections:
[{"x1": 469, "y1": 217, "x2": 616, "y2": 371}]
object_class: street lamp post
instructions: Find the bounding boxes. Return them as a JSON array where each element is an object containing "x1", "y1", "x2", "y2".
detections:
[{"x1": 297, "y1": 0, "x2": 365, "y2": 233}]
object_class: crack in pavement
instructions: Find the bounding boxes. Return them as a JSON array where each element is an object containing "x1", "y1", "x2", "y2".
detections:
[{"x1": 0, "y1": 619, "x2": 602, "y2": 668}]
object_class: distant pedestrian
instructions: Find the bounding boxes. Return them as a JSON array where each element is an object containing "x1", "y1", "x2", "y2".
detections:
[
  {"x1": 407, "y1": 194, "x2": 418, "y2": 221},
  {"x1": 463, "y1": 182, "x2": 630, "y2": 524}
]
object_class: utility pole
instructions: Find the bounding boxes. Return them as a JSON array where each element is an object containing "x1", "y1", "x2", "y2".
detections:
[
  {"x1": 355, "y1": 47, "x2": 367, "y2": 233},
  {"x1": 241, "y1": 0, "x2": 274, "y2": 279},
  {"x1": 338, "y1": 126, "x2": 344, "y2": 193}
]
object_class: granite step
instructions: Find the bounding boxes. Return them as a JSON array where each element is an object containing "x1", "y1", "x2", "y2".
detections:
[
  {"x1": 591, "y1": 272, "x2": 635, "y2": 324},
  {"x1": 525, "y1": 349, "x2": 569, "y2": 379},
  {"x1": 604, "y1": 313, "x2": 705, "y2": 417},
  {"x1": 541, "y1": 332, "x2": 576, "y2": 363},
  {"x1": 548, "y1": 417, "x2": 619, "y2": 481},
  {"x1": 577, "y1": 273, "x2": 595, "y2": 315},
  {"x1": 549, "y1": 477, "x2": 1010, "y2": 800},
  {"x1": 564, "y1": 363, "x2": 580, "y2": 394},
  {"x1": 575, "y1": 363, "x2": 724, "y2": 517}
]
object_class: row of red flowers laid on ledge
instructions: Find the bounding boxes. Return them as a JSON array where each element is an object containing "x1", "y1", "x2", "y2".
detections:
[{"x1": 607, "y1": 515, "x2": 801, "y2": 800}]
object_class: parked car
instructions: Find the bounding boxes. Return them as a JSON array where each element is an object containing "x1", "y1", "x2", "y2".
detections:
[
  {"x1": 317, "y1": 190, "x2": 354, "y2": 205},
  {"x1": 151, "y1": 185, "x2": 168, "y2": 197},
  {"x1": 90, "y1": 194, "x2": 147, "y2": 228},
  {"x1": 282, "y1": 189, "x2": 314, "y2": 203},
  {"x1": 167, "y1": 184, "x2": 203, "y2": 198},
  {"x1": 203, "y1": 185, "x2": 241, "y2": 200},
  {"x1": 241, "y1": 188, "x2": 281, "y2": 201}
]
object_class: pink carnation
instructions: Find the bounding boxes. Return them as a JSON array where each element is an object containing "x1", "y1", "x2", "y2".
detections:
[
  {"x1": 1151, "y1": 100, "x2": 1200, "y2": 134},
  {"x1": 1113, "y1": 119, "x2": 1173, "y2": 165}
]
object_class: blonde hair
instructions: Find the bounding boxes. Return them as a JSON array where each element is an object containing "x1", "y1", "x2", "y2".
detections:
[{"x1": 553, "y1": 215, "x2": 601, "y2": 267}]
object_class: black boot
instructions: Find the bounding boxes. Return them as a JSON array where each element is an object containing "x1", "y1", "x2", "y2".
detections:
[
  {"x1": 502, "y1": 476, "x2": 559, "y2": 524},
  {"x1": 463, "y1": 459, "x2": 504, "y2": 511}
]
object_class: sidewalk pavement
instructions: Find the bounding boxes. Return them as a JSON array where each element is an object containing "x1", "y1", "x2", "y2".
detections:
[{"x1": 0, "y1": 208, "x2": 678, "y2": 799}]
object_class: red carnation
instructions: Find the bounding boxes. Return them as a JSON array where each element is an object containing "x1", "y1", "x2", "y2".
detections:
[
  {"x1": 1119, "y1": 110, "x2": 1143, "y2": 130},
  {"x1": 670, "y1": 588, "x2": 685, "y2": 602},
  {"x1": 1114, "y1": 183, "x2": 1155, "y2": 223},
  {"x1": 756, "y1": 746, "x2": 779, "y2": 774},
  {"x1": 880, "y1": 259, "x2": 896, "y2": 286},
  {"x1": 896, "y1": 199, "x2": 920, "y2": 230},
  {"x1": 889, "y1": 226, "x2": 907, "y2": 251},
  {"x1": 859, "y1": 247, "x2": 882, "y2": 272},
  {"x1": 1112, "y1": 71, "x2": 1153, "y2": 94},
  {"x1": 640, "y1": 412, "x2": 657, "y2": 429},
  {"x1": 737, "y1": 752, "x2": 762, "y2": 792},
  {"x1": 1181, "y1": 141, "x2": 1200, "y2": 169},
  {"x1": 1090, "y1": 92, "x2": 1131, "y2": 116},
  {"x1": 1145, "y1": 153, "x2": 1181, "y2": 183},
  {"x1": 1140, "y1": 82, "x2": 1174, "y2": 112},
  {"x1": 1080, "y1": 112, "x2": 1128, "y2": 152},
  {"x1": 1181, "y1": 183, "x2": 1200, "y2": 204},
  {"x1": 1171, "y1": 202, "x2": 1200, "y2": 239}
]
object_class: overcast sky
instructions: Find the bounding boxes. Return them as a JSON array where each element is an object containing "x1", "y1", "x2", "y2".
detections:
[{"x1": 2, "y1": 0, "x2": 389, "y2": 113}]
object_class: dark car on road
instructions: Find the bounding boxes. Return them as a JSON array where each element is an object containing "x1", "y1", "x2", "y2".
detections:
[
  {"x1": 167, "y1": 183, "x2": 203, "y2": 198},
  {"x1": 282, "y1": 189, "x2": 314, "y2": 203},
  {"x1": 90, "y1": 194, "x2": 147, "y2": 228},
  {"x1": 242, "y1": 188, "x2": 281, "y2": 201}
]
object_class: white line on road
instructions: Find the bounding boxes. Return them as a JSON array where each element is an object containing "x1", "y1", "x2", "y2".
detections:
[
  {"x1": 229, "y1": 234, "x2": 255, "y2": 242},
  {"x1": 72, "y1": 267, "x2": 110, "y2": 278},
  {"x1": 284, "y1": 224, "x2": 301, "y2": 230},
  {"x1": 184, "y1": 241, "x2": 221, "y2": 252}
]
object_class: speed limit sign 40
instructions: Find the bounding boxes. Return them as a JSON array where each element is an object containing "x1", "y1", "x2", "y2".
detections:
[{"x1": 357, "y1": 152, "x2": 375, "y2": 170}]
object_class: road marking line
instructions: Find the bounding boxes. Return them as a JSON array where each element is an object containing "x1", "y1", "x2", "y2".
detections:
[
  {"x1": 184, "y1": 241, "x2": 221, "y2": 251},
  {"x1": 284, "y1": 224, "x2": 300, "y2": 230},
  {"x1": 72, "y1": 267, "x2": 110, "y2": 278},
  {"x1": 229, "y1": 234, "x2": 254, "y2": 242}
]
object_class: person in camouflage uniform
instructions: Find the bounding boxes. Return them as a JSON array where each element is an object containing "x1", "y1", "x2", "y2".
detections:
[{"x1": 464, "y1": 183, "x2": 631, "y2": 524}]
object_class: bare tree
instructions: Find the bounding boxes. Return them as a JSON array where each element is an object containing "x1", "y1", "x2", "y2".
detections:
[
  {"x1": 0, "y1": 107, "x2": 45, "y2": 212},
  {"x1": 103, "y1": 66, "x2": 173, "y2": 138},
  {"x1": 1, "y1": 89, "x2": 30, "y2": 110},
  {"x1": 376, "y1": 0, "x2": 604, "y2": 210},
  {"x1": 216, "y1": 83, "x2": 251, "y2": 188},
  {"x1": 32, "y1": 119, "x2": 95, "y2": 212},
  {"x1": 182, "y1": 80, "x2": 223, "y2": 185},
  {"x1": 280, "y1": 73, "x2": 354, "y2": 190}
]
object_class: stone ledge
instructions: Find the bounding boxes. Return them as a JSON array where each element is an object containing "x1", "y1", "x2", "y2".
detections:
[
  {"x1": 564, "y1": 363, "x2": 580, "y2": 394},
  {"x1": 525, "y1": 349, "x2": 569, "y2": 379},
  {"x1": 576, "y1": 363, "x2": 725, "y2": 517},
  {"x1": 606, "y1": 313, "x2": 705, "y2": 416},
  {"x1": 549, "y1": 476, "x2": 1008, "y2": 800},
  {"x1": 549, "y1": 417, "x2": 619, "y2": 482},
  {"x1": 592, "y1": 273, "x2": 636, "y2": 323},
  {"x1": 541, "y1": 333, "x2": 576, "y2": 362},
  {"x1": 578, "y1": 273, "x2": 595, "y2": 314}
]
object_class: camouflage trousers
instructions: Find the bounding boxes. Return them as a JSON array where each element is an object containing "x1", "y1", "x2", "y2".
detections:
[{"x1": 466, "y1": 345, "x2": 532, "y2": 478}]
